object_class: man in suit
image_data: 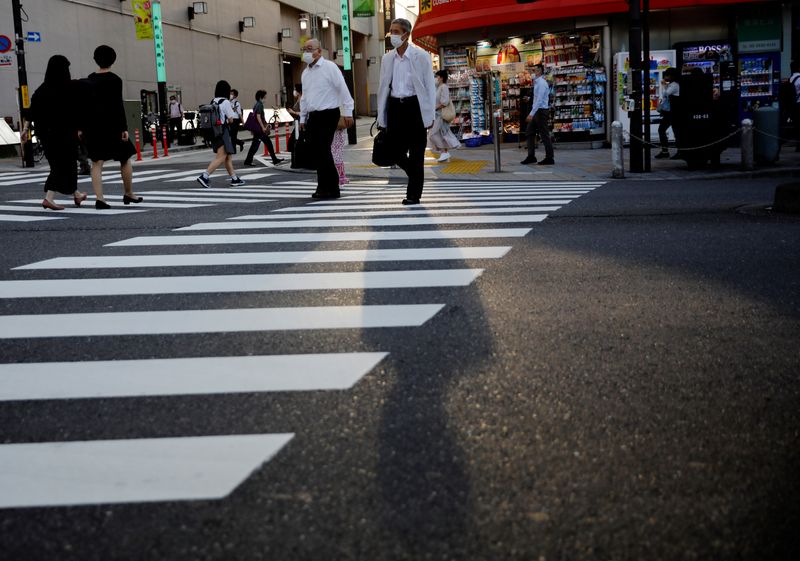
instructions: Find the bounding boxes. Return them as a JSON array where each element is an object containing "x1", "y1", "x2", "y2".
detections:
[
  {"x1": 377, "y1": 18, "x2": 436, "y2": 205},
  {"x1": 300, "y1": 38, "x2": 354, "y2": 199}
]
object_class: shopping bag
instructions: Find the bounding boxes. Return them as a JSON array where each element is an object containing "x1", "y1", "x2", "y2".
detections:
[
  {"x1": 243, "y1": 112, "x2": 261, "y2": 134},
  {"x1": 441, "y1": 101, "x2": 456, "y2": 122}
]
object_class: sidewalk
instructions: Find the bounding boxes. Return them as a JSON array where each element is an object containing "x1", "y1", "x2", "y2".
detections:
[{"x1": 310, "y1": 118, "x2": 800, "y2": 183}]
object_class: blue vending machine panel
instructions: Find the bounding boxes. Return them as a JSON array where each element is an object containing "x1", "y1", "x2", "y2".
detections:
[{"x1": 738, "y1": 52, "x2": 781, "y2": 121}]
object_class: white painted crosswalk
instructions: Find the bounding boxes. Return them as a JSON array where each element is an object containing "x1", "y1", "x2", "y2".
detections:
[{"x1": 0, "y1": 179, "x2": 603, "y2": 509}]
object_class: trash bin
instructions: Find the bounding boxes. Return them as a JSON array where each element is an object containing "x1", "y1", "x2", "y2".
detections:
[{"x1": 754, "y1": 105, "x2": 780, "y2": 163}]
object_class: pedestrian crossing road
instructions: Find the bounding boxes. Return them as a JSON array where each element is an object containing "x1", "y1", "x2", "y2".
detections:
[{"x1": 0, "y1": 178, "x2": 603, "y2": 510}]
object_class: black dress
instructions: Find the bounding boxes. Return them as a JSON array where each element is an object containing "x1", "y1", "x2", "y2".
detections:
[
  {"x1": 84, "y1": 72, "x2": 136, "y2": 162},
  {"x1": 30, "y1": 81, "x2": 79, "y2": 195}
]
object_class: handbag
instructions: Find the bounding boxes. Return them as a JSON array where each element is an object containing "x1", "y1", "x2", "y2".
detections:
[
  {"x1": 371, "y1": 128, "x2": 395, "y2": 167},
  {"x1": 243, "y1": 112, "x2": 261, "y2": 134},
  {"x1": 291, "y1": 131, "x2": 314, "y2": 169},
  {"x1": 441, "y1": 101, "x2": 456, "y2": 123}
]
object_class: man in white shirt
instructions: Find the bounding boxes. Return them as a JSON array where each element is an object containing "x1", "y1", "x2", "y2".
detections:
[
  {"x1": 521, "y1": 64, "x2": 554, "y2": 166},
  {"x1": 168, "y1": 95, "x2": 183, "y2": 146},
  {"x1": 377, "y1": 18, "x2": 436, "y2": 204},
  {"x1": 300, "y1": 38, "x2": 354, "y2": 199}
]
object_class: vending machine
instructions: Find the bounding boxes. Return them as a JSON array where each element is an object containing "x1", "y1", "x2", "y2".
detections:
[
  {"x1": 675, "y1": 41, "x2": 738, "y2": 131},
  {"x1": 738, "y1": 52, "x2": 781, "y2": 121},
  {"x1": 614, "y1": 50, "x2": 676, "y2": 142}
]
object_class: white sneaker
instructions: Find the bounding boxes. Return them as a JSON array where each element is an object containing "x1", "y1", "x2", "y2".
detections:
[{"x1": 437, "y1": 153, "x2": 451, "y2": 162}]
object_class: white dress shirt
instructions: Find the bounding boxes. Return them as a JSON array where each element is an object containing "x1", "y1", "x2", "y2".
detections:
[
  {"x1": 213, "y1": 97, "x2": 237, "y2": 122},
  {"x1": 391, "y1": 50, "x2": 416, "y2": 98},
  {"x1": 530, "y1": 75, "x2": 550, "y2": 115},
  {"x1": 299, "y1": 56, "x2": 354, "y2": 124}
]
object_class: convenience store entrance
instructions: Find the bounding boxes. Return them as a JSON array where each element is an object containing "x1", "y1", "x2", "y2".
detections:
[{"x1": 441, "y1": 29, "x2": 607, "y2": 144}]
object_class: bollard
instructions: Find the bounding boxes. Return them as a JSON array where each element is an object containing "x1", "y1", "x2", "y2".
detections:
[
  {"x1": 741, "y1": 119, "x2": 754, "y2": 171},
  {"x1": 285, "y1": 123, "x2": 290, "y2": 150},
  {"x1": 161, "y1": 126, "x2": 169, "y2": 157},
  {"x1": 151, "y1": 125, "x2": 159, "y2": 159},
  {"x1": 611, "y1": 121, "x2": 624, "y2": 178},
  {"x1": 263, "y1": 126, "x2": 269, "y2": 156},
  {"x1": 274, "y1": 124, "x2": 281, "y2": 154},
  {"x1": 134, "y1": 128, "x2": 142, "y2": 161}
]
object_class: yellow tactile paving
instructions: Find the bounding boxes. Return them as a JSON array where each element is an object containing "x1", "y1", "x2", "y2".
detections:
[{"x1": 439, "y1": 159, "x2": 489, "y2": 174}]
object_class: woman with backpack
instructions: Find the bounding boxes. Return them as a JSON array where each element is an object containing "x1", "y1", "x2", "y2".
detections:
[
  {"x1": 243, "y1": 90, "x2": 284, "y2": 167},
  {"x1": 196, "y1": 80, "x2": 245, "y2": 187}
]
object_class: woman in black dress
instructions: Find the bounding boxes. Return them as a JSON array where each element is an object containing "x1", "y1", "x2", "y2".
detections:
[
  {"x1": 84, "y1": 45, "x2": 142, "y2": 209},
  {"x1": 30, "y1": 55, "x2": 88, "y2": 210}
]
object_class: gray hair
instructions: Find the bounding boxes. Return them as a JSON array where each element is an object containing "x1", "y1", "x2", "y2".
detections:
[
  {"x1": 391, "y1": 18, "x2": 412, "y2": 34},
  {"x1": 305, "y1": 38, "x2": 321, "y2": 50}
]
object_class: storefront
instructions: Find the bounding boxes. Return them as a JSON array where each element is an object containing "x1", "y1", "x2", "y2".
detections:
[{"x1": 414, "y1": 0, "x2": 794, "y2": 145}]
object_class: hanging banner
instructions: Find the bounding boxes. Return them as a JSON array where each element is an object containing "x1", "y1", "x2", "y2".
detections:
[
  {"x1": 340, "y1": 0, "x2": 352, "y2": 70},
  {"x1": 353, "y1": 0, "x2": 375, "y2": 17},
  {"x1": 133, "y1": 0, "x2": 154, "y2": 41}
]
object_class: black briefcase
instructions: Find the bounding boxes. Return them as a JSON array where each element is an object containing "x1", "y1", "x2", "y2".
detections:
[
  {"x1": 177, "y1": 129, "x2": 195, "y2": 146},
  {"x1": 291, "y1": 133, "x2": 314, "y2": 169},
  {"x1": 371, "y1": 129, "x2": 395, "y2": 167}
]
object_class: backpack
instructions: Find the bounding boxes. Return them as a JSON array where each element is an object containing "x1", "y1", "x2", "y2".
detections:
[{"x1": 198, "y1": 99, "x2": 224, "y2": 137}]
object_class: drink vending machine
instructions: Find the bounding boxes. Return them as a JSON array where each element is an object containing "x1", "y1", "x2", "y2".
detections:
[
  {"x1": 738, "y1": 51, "x2": 781, "y2": 122},
  {"x1": 675, "y1": 41, "x2": 738, "y2": 133}
]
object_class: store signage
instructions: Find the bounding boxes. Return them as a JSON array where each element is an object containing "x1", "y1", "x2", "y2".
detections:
[
  {"x1": 152, "y1": 1, "x2": 166, "y2": 82},
  {"x1": 682, "y1": 44, "x2": 733, "y2": 62},
  {"x1": 133, "y1": 0, "x2": 154, "y2": 41},
  {"x1": 353, "y1": 0, "x2": 374, "y2": 17},
  {"x1": 340, "y1": 0, "x2": 352, "y2": 71},
  {"x1": 737, "y1": 7, "x2": 781, "y2": 54}
]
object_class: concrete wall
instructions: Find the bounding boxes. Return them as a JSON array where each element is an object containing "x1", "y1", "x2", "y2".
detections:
[{"x1": 0, "y1": 0, "x2": 384, "y2": 123}]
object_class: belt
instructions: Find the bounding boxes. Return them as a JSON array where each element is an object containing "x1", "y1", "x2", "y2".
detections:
[{"x1": 389, "y1": 96, "x2": 418, "y2": 103}]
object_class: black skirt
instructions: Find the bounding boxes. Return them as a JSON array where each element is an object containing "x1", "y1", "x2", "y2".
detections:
[
  {"x1": 43, "y1": 137, "x2": 78, "y2": 195},
  {"x1": 87, "y1": 133, "x2": 137, "y2": 163}
]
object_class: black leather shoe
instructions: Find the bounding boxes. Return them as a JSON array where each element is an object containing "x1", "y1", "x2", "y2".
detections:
[
  {"x1": 402, "y1": 198, "x2": 420, "y2": 205},
  {"x1": 95, "y1": 200, "x2": 111, "y2": 210},
  {"x1": 537, "y1": 158, "x2": 555, "y2": 165},
  {"x1": 520, "y1": 157, "x2": 537, "y2": 165},
  {"x1": 123, "y1": 194, "x2": 143, "y2": 205},
  {"x1": 311, "y1": 192, "x2": 340, "y2": 199},
  {"x1": 243, "y1": 161, "x2": 257, "y2": 166}
]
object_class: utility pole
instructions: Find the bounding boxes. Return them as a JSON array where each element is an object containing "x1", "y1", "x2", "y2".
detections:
[
  {"x1": 12, "y1": 0, "x2": 34, "y2": 167},
  {"x1": 642, "y1": 0, "x2": 651, "y2": 171},
  {"x1": 628, "y1": 0, "x2": 643, "y2": 172}
]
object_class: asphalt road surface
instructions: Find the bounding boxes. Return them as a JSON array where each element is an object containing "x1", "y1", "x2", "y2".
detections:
[{"x1": 0, "y1": 159, "x2": 798, "y2": 561}]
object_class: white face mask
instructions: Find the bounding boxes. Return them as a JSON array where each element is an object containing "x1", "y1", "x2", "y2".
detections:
[
  {"x1": 390, "y1": 34, "x2": 405, "y2": 49},
  {"x1": 302, "y1": 52, "x2": 315, "y2": 65},
  {"x1": 293, "y1": 90, "x2": 299, "y2": 97}
]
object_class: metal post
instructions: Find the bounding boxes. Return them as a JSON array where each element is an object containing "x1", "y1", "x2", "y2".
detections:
[
  {"x1": 486, "y1": 73, "x2": 501, "y2": 173},
  {"x1": 628, "y1": 0, "x2": 643, "y2": 173},
  {"x1": 642, "y1": 0, "x2": 651, "y2": 171},
  {"x1": 12, "y1": 0, "x2": 34, "y2": 167},
  {"x1": 612, "y1": 121, "x2": 625, "y2": 178},
  {"x1": 741, "y1": 119, "x2": 754, "y2": 171}
]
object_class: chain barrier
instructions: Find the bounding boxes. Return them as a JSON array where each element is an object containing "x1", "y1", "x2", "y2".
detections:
[
  {"x1": 752, "y1": 128, "x2": 800, "y2": 145},
  {"x1": 620, "y1": 125, "x2": 800, "y2": 151}
]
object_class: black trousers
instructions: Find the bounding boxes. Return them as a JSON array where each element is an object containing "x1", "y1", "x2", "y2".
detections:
[
  {"x1": 168, "y1": 117, "x2": 182, "y2": 144},
  {"x1": 658, "y1": 111, "x2": 674, "y2": 149},
  {"x1": 245, "y1": 129, "x2": 278, "y2": 164},
  {"x1": 388, "y1": 96, "x2": 427, "y2": 200},
  {"x1": 306, "y1": 108, "x2": 340, "y2": 196},
  {"x1": 43, "y1": 136, "x2": 77, "y2": 195},
  {"x1": 526, "y1": 109, "x2": 554, "y2": 160}
]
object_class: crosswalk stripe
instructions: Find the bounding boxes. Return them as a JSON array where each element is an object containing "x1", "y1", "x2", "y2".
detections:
[
  {"x1": 0, "y1": 204, "x2": 143, "y2": 214},
  {"x1": 0, "y1": 173, "x2": 52, "y2": 186},
  {"x1": 0, "y1": 304, "x2": 445, "y2": 338},
  {"x1": 137, "y1": 190, "x2": 279, "y2": 200},
  {"x1": 0, "y1": 434, "x2": 294, "y2": 508},
  {"x1": 106, "y1": 228, "x2": 532, "y2": 246},
  {"x1": 409, "y1": 188, "x2": 596, "y2": 194},
  {"x1": 177, "y1": 214, "x2": 548, "y2": 231},
  {"x1": 330, "y1": 190, "x2": 593, "y2": 200},
  {"x1": 15, "y1": 246, "x2": 512, "y2": 270},
  {"x1": 230, "y1": 206, "x2": 561, "y2": 220},
  {"x1": 308, "y1": 195, "x2": 584, "y2": 205},
  {"x1": 0, "y1": 213, "x2": 66, "y2": 222},
  {"x1": 0, "y1": 352, "x2": 388, "y2": 401},
  {"x1": 14, "y1": 196, "x2": 270, "y2": 204},
  {"x1": 179, "y1": 188, "x2": 373, "y2": 195},
  {"x1": 276, "y1": 200, "x2": 574, "y2": 211},
  {"x1": 0, "y1": 269, "x2": 483, "y2": 298}
]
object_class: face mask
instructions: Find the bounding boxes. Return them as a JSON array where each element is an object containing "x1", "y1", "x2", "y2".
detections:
[
  {"x1": 293, "y1": 90, "x2": 299, "y2": 97},
  {"x1": 303, "y1": 52, "x2": 315, "y2": 65},
  {"x1": 390, "y1": 34, "x2": 405, "y2": 49}
]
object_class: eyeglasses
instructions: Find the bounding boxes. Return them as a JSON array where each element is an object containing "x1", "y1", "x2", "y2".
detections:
[{"x1": 302, "y1": 46, "x2": 318, "y2": 52}]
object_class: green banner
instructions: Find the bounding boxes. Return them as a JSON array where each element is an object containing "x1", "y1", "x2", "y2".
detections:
[
  {"x1": 353, "y1": 0, "x2": 374, "y2": 17},
  {"x1": 340, "y1": 0, "x2": 352, "y2": 70},
  {"x1": 152, "y1": 1, "x2": 166, "y2": 82}
]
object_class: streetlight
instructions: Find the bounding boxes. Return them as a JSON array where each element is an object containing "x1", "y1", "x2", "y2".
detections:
[
  {"x1": 187, "y1": 2, "x2": 207, "y2": 20},
  {"x1": 239, "y1": 17, "x2": 255, "y2": 33}
]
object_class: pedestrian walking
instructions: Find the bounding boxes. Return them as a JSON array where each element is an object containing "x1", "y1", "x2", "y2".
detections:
[
  {"x1": 243, "y1": 89, "x2": 284, "y2": 167},
  {"x1": 429, "y1": 69, "x2": 460, "y2": 163},
  {"x1": 168, "y1": 95, "x2": 183, "y2": 145},
  {"x1": 196, "y1": 80, "x2": 246, "y2": 187},
  {"x1": 84, "y1": 45, "x2": 142, "y2": 209},
  {"x1": 655, "y1": 67, "x2": 681, "y2": 159},
  {"x1": 521, "y1": 63, "x2": 554, "y2": 166},
  {"x1": 300, "y1": 38, "x2": 354, "y2": 199},
  {"x1": 229, "y1": 89, "x2": 245, "y2": 153},
  {"x1": 377, "y1": 18, "x2": 436, "y2": 205},
  {"x1": 332, "y1": 115, "x2": 349, "y2": 185},
  {"x1": 790, "y1": 61, "x2": 800, "y2": 152},
  {"x1": 30, "y1": 55, "x2": 88, "y2": 210}
]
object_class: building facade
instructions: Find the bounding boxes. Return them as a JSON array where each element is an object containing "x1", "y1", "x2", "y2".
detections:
[{"x1": 0, "y1": 0, "x2": 402, "y2": 125}]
